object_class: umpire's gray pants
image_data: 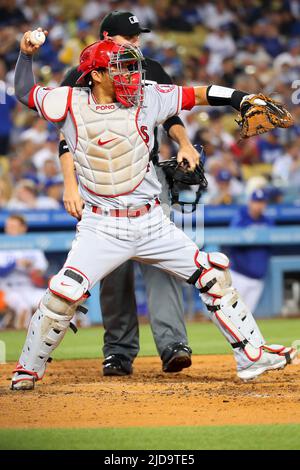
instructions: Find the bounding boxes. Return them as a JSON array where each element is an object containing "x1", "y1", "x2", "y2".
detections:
[
  {"x1": 100, "y1": 166, "x2": 187, "y2": 360},
  {"x1": 101, "y1": 260, "x2": 187, "y2": 360}
]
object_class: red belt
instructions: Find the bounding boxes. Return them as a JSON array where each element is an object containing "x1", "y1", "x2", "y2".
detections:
[{"x1": 91, "y1": 198, "x2": 160, "y2": 218}]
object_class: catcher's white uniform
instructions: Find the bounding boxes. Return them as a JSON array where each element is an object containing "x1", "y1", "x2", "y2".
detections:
[
  {"x1": 12, "y1": 53, "x2": 295, "y2": 389},
  {"x1": 29, "y1": 83, "x2": 199, "y2": 286}
]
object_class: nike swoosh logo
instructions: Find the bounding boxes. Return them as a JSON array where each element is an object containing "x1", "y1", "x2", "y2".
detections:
[{"x1": 98, "y1": 137, "x2": 117, "y2": 146}]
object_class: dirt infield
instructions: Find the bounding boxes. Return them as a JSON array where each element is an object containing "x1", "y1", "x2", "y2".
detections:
[{"x1": 1, "y1": 355, "x2": 300, "y2": 429}]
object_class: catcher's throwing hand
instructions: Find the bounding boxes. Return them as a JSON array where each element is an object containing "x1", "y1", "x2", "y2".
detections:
[
  {"x1": 158, "y1": 146, "x2": 208, "y2": 207},
  {"x1": 237, "y1": 93, "x2": 294, "y2": 138},
  {"x1": 177, "y1": 143, "x2": 200, "y2": 171},
  {"x1": 20, "y1": 28, "x2": 48, "y2": 55},
  {"x1": 63, "y1": 187, "x2": 84, "y2": 221}
]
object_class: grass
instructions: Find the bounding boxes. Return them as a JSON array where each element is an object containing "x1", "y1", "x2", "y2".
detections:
[
  {"x1": 0, "y1": 424, "x2": 300, "y2": 450},
  {"x1": 0, "y1": 318, "x2": 299, "y2": 362}
]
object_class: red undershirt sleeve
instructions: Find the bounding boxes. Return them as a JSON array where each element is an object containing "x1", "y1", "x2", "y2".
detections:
[
  {"x1": 181, "y1": 87, "x2": 196, "y2": 111},
  {"x1": 28, "y1": 85, "x2": 39, "y2": 110}
]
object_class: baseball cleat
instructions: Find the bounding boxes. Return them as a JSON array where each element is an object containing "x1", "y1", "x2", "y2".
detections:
[
  {"x1": 237, "y1": 349, "x2": 288, "y2": 381},
  {"x1": 10, "y1": 363, "x2": 44, "y2": 391},
  {"x1": 262, "y1": 344, "x2": 298, "y2": 364},
  {"x1": 162, "y1": 343, "x2": 192, "y2": 373},
  {"x1": 102, "y1": 354, "x2": 133, "y2": 376},
  {"x1": 11, "y1": 372, "x2": 36, "y2": 391}
]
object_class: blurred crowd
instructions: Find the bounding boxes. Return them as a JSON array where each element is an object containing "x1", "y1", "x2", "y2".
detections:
[{"x1": 0, "y1": 0, "x2": 300, "y2": 208}]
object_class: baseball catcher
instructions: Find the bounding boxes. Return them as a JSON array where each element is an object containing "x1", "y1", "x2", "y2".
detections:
[
  {"x1": 60, "y1": 11, "x2": 199, "y2": 376},
  {"x1": 11, "y1": 32, "x2": 296, "y2": 391}
]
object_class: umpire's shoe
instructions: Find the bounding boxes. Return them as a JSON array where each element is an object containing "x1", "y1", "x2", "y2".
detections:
[
  {"x1": 162, "y1": 343, "x2": 192, "y2": 373},
  {"x1": 103, "y1": 354, "x2": 133, "y2": 376}
]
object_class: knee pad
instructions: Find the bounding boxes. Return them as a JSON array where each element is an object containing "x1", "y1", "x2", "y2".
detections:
[
  {"x1": 49, "y1": 267, "x2": 90, "y2": 303},
  {"x1": 187, "y1": 251, "x2": 231, "y2": 298},
  {"x1": 41, "y1": 288, "x2": 83, "y2": 320}
]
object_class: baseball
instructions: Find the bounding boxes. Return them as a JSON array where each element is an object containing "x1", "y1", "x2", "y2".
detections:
[{"x1": 29, "y1": 30, "x2": 46, "y2": 46}]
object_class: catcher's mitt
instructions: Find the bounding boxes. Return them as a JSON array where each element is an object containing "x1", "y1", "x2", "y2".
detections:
[
  {"x1": 236, "y1": 93, "x2": 294, "y2": 138},
  {"x1": 158, "y1": 145, "x2": 208, "y2": 210}
]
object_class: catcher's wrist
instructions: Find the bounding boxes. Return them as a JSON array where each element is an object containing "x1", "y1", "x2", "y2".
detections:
[
  {"x1": 206, "y1": 85, "x2": 248, "y2": 111},
  {"x1": 59, "y1": 139, "x2": 70, "y2": 157},
  {"x1": 20, "y1": 51, "x2": 33, "y2": 59}
]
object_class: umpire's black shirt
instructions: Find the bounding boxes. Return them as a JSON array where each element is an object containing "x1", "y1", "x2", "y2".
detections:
[{"x1": 60, "y1": 58, "x2": 184, "y2": 160}]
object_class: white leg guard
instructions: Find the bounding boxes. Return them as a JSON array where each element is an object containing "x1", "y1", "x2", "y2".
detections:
[
  {"x1": 187, "y1": 250, "x2": 296, "y2": 379},
  {"x1": 208, "y1": 311, "x2": 252, "y2": 370},
  {"x1": 17, "y1": 290, "x2": 78, "y2": 373},
  {"x1": 188, "y1": 251, "x2": 265, "y2": 366},
  {"x1": 11, "y1": 267, "x2": 89, "y2": 390},
  {"x1": 202, "y1": 290, "x2": 264, "y2": 362}
]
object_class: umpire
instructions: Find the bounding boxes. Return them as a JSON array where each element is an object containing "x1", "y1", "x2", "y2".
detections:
[{"x1": 59, "y1": 11, "x2": 200, "y2": 375}]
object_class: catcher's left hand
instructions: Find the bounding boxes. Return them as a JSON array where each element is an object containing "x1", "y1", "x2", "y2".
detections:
[{"x1": 237, "y1": 93, "x2": 294, "y2": 138}]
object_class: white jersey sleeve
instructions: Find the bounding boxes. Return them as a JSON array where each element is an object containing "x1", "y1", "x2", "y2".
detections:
[
  {"x1": 29, "y1": 85, "x2": 72, "y2": 124},
  {"x1": 145, "y1": 85, "x2": 182, "y2": 125},
  {"x1": 144, "y1": 85, "x2": 195, "y2": 126}
]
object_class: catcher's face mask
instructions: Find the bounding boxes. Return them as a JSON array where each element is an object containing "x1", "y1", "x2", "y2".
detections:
[
  {"x1": 108, "y1": 43, "x2": 145, "y2": 108},
  {"x1": 77, "y1": 39, "x2": 145, "y2": 108}
]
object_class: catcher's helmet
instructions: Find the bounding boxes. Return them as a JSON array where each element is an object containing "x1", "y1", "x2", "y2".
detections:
[
  {"x1": 158, "y1": 145, "x2": 208, "y2": 212},
  {"x1": 77, "y1": 39, "x2": 145, "y2": 107}
]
